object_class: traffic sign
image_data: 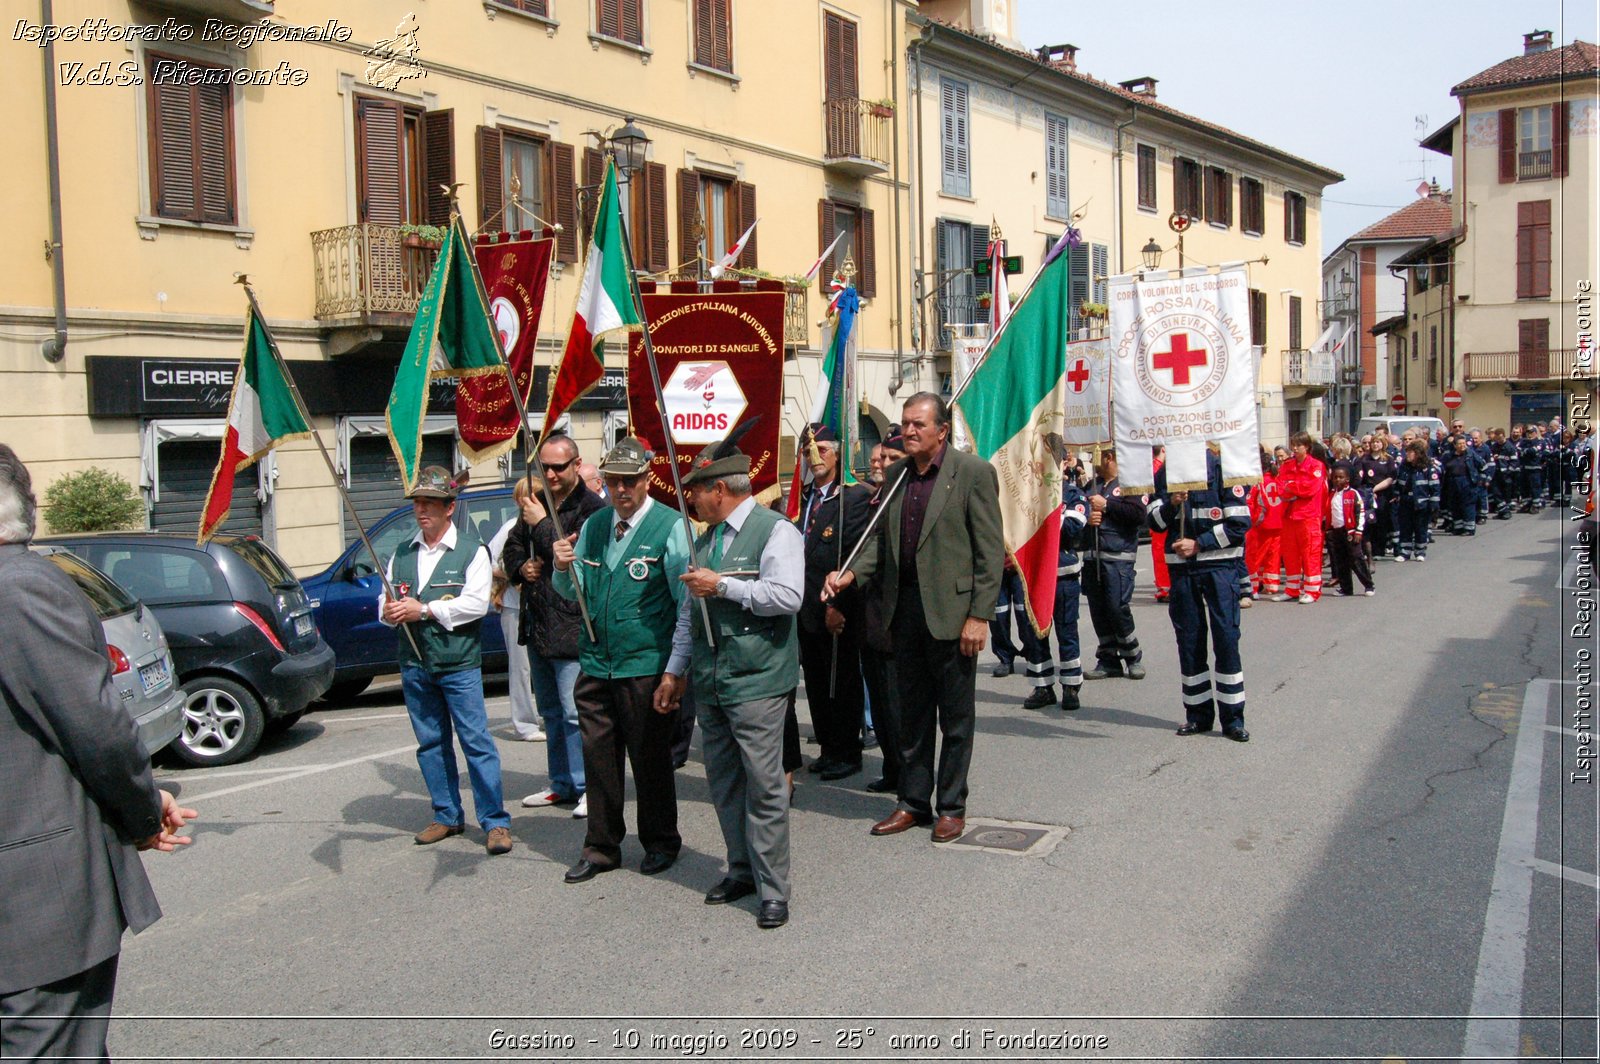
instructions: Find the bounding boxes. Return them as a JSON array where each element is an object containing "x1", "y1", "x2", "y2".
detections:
[
  {"x1": 1443, "y1": 389, "x2": 1463, "y2": 410},
  {"x1": 1390, "y1": 393, "x2": 1407, "y2": 413}
]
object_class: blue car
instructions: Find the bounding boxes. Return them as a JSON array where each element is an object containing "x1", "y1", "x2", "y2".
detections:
[{"x1": 302, "y1": 487, "x2": 522, "y2": 701}]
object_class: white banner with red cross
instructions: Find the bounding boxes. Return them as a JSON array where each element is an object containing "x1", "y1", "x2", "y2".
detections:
[
  {"x1": 1060, "y1": 338, "x2": 1111, "y2": 447},
  {"x1": 1107, "y1": 265, "x2": 1260, "y2": 493}
]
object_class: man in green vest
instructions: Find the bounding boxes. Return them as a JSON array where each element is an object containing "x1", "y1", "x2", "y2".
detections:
[
  {"x1": 658, "y1": 445, "x2": 804, "y2": 930},
  {"x1": 379, "y1": 465, "x2": 512, "y2": 856},
  {"x1": 550, "y1": 438, "x2": 692, "y2": 885}
]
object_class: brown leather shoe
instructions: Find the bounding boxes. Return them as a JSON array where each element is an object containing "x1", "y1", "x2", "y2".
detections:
[
  {"x1": 485, "y1": 827, "x2": 514, "y2": 855},
  {"x1": 931, "y1": 816, "x2": 966, "y2": 843},
  {"x1": 870, "y1": 809, "x2": 932, "y2": 836},
  {"x1": 414, "y1": 822, "x2": 464, "y2": 845}
]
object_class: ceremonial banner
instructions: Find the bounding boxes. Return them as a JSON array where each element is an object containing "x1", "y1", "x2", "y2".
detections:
[
  {"x1": 455, "y1": 235, "x2": 554, "y2": 462},
  {"x1": 1107, "y1": 265, "x2": 1259, "y2": 494},
  {"x1": 627, "y1": 290, "x2": 785, "y2": 505},
  {"x1": 948, "y1": 329, "x2": 988, "y2": 452},
  {"x1": 1060, "y1": 338, "x2": 1111, "y2": 446}
]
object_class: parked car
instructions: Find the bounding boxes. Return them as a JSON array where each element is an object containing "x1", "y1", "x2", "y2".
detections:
[
  {"x1": 34, "y1": 532, "x2": 335, "y2": 767},
  {"x1": 300, "y1": 486, "x2": 521, "y2": 700},
  {"x1": 29, "y1": 545, "x2": 185, "y2": 758},
  {"x1": 1356, "y1": 416, "x2": 1448, "y2": 442}
]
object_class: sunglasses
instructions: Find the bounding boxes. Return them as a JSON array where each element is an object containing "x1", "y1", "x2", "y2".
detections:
[{"x1": 541, "y1": 457, "x2": 578, "y2": 473}]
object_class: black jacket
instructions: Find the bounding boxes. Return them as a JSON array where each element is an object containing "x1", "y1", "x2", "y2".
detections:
[
  {"x1": 797, "y1": 482, "x2": 871, "y2": 635},
  {"x1": 502, "y1": 483, "x2": 606, "y2": 660}
]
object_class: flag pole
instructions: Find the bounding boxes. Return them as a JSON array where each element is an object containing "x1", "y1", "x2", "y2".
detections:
[
  {"x1": 234, "y1": 278, "x2": 424, "y2": 661},
  {"x1": 449, "y1": 207, "x2": 597, "y2": 643}
]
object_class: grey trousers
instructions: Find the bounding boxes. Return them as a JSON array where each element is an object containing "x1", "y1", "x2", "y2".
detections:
[
  {"x1": 0, "y1": 953, "x2": 119, "y2": 1063},
  {"x1": 697, "y1": 693, "x2": 791, "y2": 902}
]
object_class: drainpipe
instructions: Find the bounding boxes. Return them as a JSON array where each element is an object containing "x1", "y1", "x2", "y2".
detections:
[
  {"x1": 41, "y1": 0, "x2": 67, "y2": 363},
  {"x1": 886, "y1": 0, "x2": 906, "y2": 395},
  {"x1": 908, "y1": 33, "x2": 928, "y2": 391},
  {"x1": 1112, "y1": 108, "x2": 1137, "y2": 274}
]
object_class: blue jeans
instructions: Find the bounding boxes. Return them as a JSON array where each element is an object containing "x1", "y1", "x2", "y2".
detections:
[
  {"x1": 400, "y1": 665, "x2": 508, "y2": 832},
  {"x1": 530, "y1": 653, "x2": 585, "y2": 798}
]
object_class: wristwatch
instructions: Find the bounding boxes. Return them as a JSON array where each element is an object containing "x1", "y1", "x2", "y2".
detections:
[
  {"x1": 421, "y1": 601, "x2": 433, "y2": 622},
  {"x1": 715, "y1": 578, "x2": 729, "y2": 599}
]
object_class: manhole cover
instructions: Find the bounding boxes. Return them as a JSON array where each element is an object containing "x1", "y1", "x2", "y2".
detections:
[{"x1": 952, "y1": 826, "x2": 1047, "y2": 852}]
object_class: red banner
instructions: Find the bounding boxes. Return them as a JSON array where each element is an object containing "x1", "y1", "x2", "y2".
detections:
[
  {"x1": 456, "y1": 236, "x2": 554, "y2": 462},
  {"x1": 627, "y1": 291, "x2": 786, "y2": 505}
]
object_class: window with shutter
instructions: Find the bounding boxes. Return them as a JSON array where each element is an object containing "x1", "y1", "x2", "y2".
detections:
[
  {"x1": 147, "y1": 53, "x2": 236, "y2": 224},
  {"x1": 1518, "y1": 318, "x2": 1550, "y2": 378},
  {"x1": 699, "y1": 175, "x2": 735, "y2": 270},
  {"x1": 355, "y1": 96, "x2": 407, "y2": 225},
  {"x1": 423, "y1": 109, "x2": 454, "y2": 227},
  {"x1": 1205, "y1": 166, "x2": 1231, "y2": 227},
  {"x1": 1136, "y1": 144, "x2": 1157, "y2": 211},
  {"x1": 498, "y1": 131, "x2": 547, "y2": 235},
  {"x1": 495, "y1": 0, "x2": 548, "y2": 14},
  {"x1": 735, "y1": 181, "x2": 757, "y2": 269},
  {"x1": 1516, "y1": 200, "x2": 1551, "y2": 299},
  {"x1": 940, "y1": 77, "x2": 970, "y2": 197},
  {"x1": 1498, "y1": 108, "x2": 1517, "y2": 183},
  {"x1": 581, "y1": 148, "x2": 604, "y2": 242},
  {"x1": 858, "y1": 208, "x2": 876, "y2": 299},
  {"x1": 1283, "y1": 191, "x2": 1306, "y2": 245},
  {"x1": 1045, "y1": 115, "x2": 1069, "y2": 220},
  {"x1": 551, "y1": 142, "x2": 578, "y2": 262},
  {"x1": 1428, "y1": 326, "x2": 1438, "y2": 385},
  {"x1": 823, "y1": 13, "x2": 859, "y2": 100},
  {"x1": 1249, "y1": 289, "x2": 1267, "y2": 348},
  {"x1": 694, "y1": 0, "x2": 732, "y2": 72},
  {"x1": 1288, "y1": 295, "x2": 1302, "y2": 350},
  {"x1": 644, "y1": 161, "x2": 669, "y2": 272},
  {"x1": 1240, "y1": 178, "x2": 1264, "y2": 235},
  {"x1": 1552, "y1": 101, "x2": 1570, "y2": 178},
  {"x1": 1091, "y1": 243, "x2": 1108, "y2": 307},
  {"x1": 476, "y1": 126, "x2": 504, "y2": 231},
  {"x1": 936, "y1": 218, "x2": 976, "y2": 341},
  {"x1": 596, "y1": 0, "x2": 643, "y2": 45},
  {"x1": 681, "y1": 170, "x2": 704, "y2": 274},
  {"x1": 1171, "y1": 157, "x2": 1201, "y2": 219}
]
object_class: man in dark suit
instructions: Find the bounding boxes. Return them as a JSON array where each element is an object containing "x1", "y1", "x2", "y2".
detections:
[
  {"x1": 0, "y1": 443, "x2": 196, "y2": 1061},
  {"x1": 825, "y1": 393, "x2": 1003, "y2": 843}
]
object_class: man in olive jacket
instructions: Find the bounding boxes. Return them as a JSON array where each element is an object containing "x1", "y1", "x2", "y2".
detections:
[{"x1": 825, "y1": 393, "x2": 1003, "y2": 844}]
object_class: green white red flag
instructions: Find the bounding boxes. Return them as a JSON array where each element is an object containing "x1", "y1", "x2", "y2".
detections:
[
  {"x1": 543, "y1": 158, "x2": 641, "y2": 440},
  {"x1": 198, "y1": 305, "x2": 311, "y2": 543},
  {"x1": 951, "y1": 245, "x2": 1075, "y2": 638}
]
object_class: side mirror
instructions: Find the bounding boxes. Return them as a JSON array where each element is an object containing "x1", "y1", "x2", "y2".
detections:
[{"x1": 347, "y1": 561, "x2": 375, "y2": 581}]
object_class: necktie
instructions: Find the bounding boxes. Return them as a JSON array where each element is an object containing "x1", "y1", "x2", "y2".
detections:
[
  {"x1": 614, "y1": 519, "x2": 629, "y2": 543},
  {"x1": 709, "y1": 522, "x2": 726, "y2": 568}
]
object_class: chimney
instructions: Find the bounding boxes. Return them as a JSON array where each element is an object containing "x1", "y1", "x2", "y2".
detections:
[
  {"x1": 1119, "y1": 76, "x2": 1158, "y2": 98},
  {"x1": 1428, "y1": 179, "x2": 1442, "y2": 198},
  {"x1": 1037, "y1": 43, "x2": 1078, "y2": 71},
  {"x1": 1523, "y1": 30, "x2": 1553, "y2": 54}
]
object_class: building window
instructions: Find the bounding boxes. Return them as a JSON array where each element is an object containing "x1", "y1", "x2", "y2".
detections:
[
  {"x1": 595, "y1": 0, "x2": 643, "y2": 45},
  {"x1": 585, "y1": 148, "x2": 666, "y2": 271},
  {"x1": 501, "y1": 132, "x2": 548, "y2": 234},
  {"x1": 356, "y1": 97, "x2": 453, "y2": 226},
  {"x1": 1428, "y1": 326, "x2": 1438, "y2": 385},
  {"x1": 495, "y1": 0, "x2": 548, "y2": 14},
  {"x1": 1044, "y1": 115, "x2": 1070, "y2": 220},
  {"x1": 1519, "y1": 105, "x2": 1552, "y2": 180},
  {"x1": 1249, "y1": 289, "x2": 1266, "y2": 347},
  {"x1": 1411, "y1": 330, "x2": 1418, "y2": 361},
  {"x1": 940, "y1": 76, "x2": 971, "y2": 197},
  {"x1": 692, "y1": 0, "x2": 732, "y2": 72},
  {"x1": 1500, "y1": 104, "x2": 1570, "y2": 182},
  {"x1": 1519, "y1": 318, "x2": 1551, "y2": 378},
  {"x1": 1284, "y1": 191, "x2": 1307, "y2": 245},
  {"x1": 1204, "y1": 166, "x2": 1231, "y2": 227},
  {"x1": 1239, "y1": 178, "x2": 1264, "y2": 235},
  {"x1": 820, "y1": 199, "x2": 876, "y2": 298},
  {"x1": 1516, "y1": 200, "x2": 1551, "y2": 299},
  {"x1": 1173, "y1": 156, "x2": 1201, "y2": 219},
  {"x1": 147, "y1": 53, "x2": 237, "y2": 224},
  {"x1": 1288, "y1": 295, "x2": 1302, "y2": 350},
  {"x1": 1067, "y1": 242, "x2": 1108, "y2": 336},
  {"x1": 934, "y1": 218, "x2": 980, "y2": 340},
  {"x1": 1136, "y1": 144, "x2": 1157, "y2": 211}
]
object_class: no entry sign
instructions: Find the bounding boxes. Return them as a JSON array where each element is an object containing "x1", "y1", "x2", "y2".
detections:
[
  {"x1": 1390, "y1": 393, "x2": 1407, "y2": 413},
  {"x1": 1443, "y1": 389, "x2": 1463, "y2": 410}
]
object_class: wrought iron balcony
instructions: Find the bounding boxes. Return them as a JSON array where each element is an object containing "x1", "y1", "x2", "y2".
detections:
[
  {"x1": 1518, "y1": 149, "x2": 1552, "y2": 181},
  {"x1": 311, "y1": 224, "x2": 439, "y2": 328},
  {"x1": 1281, "y1": 348, "x2": 1336, "y2": 388},
  {"x1": 823, "y1": 97, "x2": 892, "y2": 177},
  {"x1": 1464, "y1": 347, "x2": 1593, "y2": 382},
  {"x1": 784, "y1": 283, "x2": 810, "y2": 348},
  {"x1": 1337, "y1": 363, "x2": 1362, "y2": 385}
]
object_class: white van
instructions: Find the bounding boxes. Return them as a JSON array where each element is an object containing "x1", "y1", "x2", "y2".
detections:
[{"x1": 1355, "y1": 416, "x2": 1446, "y2": 441}]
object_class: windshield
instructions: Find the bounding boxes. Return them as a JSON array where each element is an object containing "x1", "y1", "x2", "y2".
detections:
[
  {"x1": 230, "y1": 537, "x2": 300, "y2": 590},
  {"x1": 44, "y1": 551, "x2": 138, "y2": 620}
]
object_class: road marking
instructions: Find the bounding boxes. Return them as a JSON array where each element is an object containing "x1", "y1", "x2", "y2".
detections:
[
  {"x1": 314, "y1": 712, "x2": 410, "y2": 723},
  {"x1": 159, "y1": 764, "x2": 344, "y2": 782},
  {"x1": 1462, "y1": 678, "x2": 1553, "y2": 1060},
  {"x1": 183, "y1": 744, "x2": 418, "y2": 804},
  {"x1": 1523, "y1": 856, "x2": 1599, "y2": 890}
]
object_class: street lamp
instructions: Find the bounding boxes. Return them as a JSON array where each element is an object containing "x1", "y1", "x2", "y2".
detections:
[
  {"x1": 1140, "y1": 237, "x2": 1163, "y2": 271},
  {"x1": 609, "y1": 115, "x2": 650, "y2": 180},
  {"x1": 1338, "y1": 267, "x2": 1354, "y2": 305}
]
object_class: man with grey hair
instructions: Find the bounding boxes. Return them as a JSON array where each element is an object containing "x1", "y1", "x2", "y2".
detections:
[{"x1": 0, "y1": 444, "x2": 197, "y2": 1060}]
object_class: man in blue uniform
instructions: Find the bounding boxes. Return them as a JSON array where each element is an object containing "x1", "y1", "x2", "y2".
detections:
[
  {"x1": 1082, "y1": 449, "x2": 1145, "y2": 680},
  {"x1": 1491, "y1": 428, "x2": 1519, "y2": 518},
  {"x1": 1044, "y1": 455, "x2": 1089, "y2": 711},
  {"x1": 1147, "y1": 450, "x2": 1252, "y2": 742}
]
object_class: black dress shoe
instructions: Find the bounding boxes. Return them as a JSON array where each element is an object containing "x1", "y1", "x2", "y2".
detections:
[
  {"x1": 1021, "y1": 685, "x2": 1057, "y2": 710},
  {"x1": 1175, "y1": 723, "x2": 1214, "y2": 736},
  {"x1": 819, "y1": 760, "x2": 861, "y2": 781},
  {"x1": 757, "y1": 900, "x2": 789, "y2": 929},
  {"x1": 805, "y1": 757, "x2": 830, "y2": 774},
  {"x1": 703, "y1": 877, "x2": 757, "y2": 905},
  {"x1": 1060, "y1": 686, "x2": 1081, "y2": 712},
  {"x1": 639, "y1": 851, "x2": 676, "y2": 876},
  {"x1": 1223, "y1": 727, "x2": 1251, "y2": 743},
  {"x1": 865, "y1": 776, "x2": 896, "y2": 793},
  {"x1": 991, "y1": 662, "x2": 1014, "y2": 677},
  {"x1": 563, "y1": 858, "x2": 613, "y2": 884}
]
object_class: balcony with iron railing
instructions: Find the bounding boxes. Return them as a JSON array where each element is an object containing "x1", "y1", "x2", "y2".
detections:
[
  {"x1": 1282, "y1": 348, "x2": 1336, "y2": 388},
  {"x1": 1518, "y1": 149, "x2": 1553, "y2": 180},
  {"x1": 312, "y1": 224, "x2": 439, "y2": 329},
  {"x1": 1464, "y1": 347, "x2": 1593, "y2": 382},
  {"x1": 823, "y1": 97, "x2": 892, "y2": 177}
]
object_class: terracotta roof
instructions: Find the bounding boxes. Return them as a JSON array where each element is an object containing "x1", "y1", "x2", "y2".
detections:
[
  {"x1": 1452, "y1": 40, "x2": 1599, "y2": 95},
  {"x1": 916, "y1": 17, "x2": 1343, "y2": 183},
  {"x1": 1348, "y1": 196, "x2": 1454, "y2": 243}
]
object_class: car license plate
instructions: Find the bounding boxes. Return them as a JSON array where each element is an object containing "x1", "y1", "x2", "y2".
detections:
[
  {"x1": 294, "y1": 613, "x2": 314, "y2": 637},
  {"x1": 139, "y1": 658, "x2": 170, "y2": 696}
]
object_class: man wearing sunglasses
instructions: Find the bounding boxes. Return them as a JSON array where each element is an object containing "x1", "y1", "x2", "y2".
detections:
[{"x1": 503, "y1": 433, "x2": 606, "y2": 818}]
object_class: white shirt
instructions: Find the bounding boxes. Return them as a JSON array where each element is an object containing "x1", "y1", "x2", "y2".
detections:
[
  {"x1": 378, "y1": 523, "x2": 492, "y2": 631},
  {"x1": 488, "y1": 516, "x2": 520, "y2": 612}
]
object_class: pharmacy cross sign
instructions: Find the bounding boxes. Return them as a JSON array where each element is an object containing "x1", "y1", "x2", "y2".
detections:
[
  {"x1": 1152, "y1": 333, "x2": 1208, "y2": 387},
  {"x1": 1067, "y1": 358, "x2": 1091, "y2": 394}
]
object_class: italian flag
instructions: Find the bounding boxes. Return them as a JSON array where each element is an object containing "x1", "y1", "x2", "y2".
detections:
[
  {"x1": 952, "y1": 246, "x2": 1075, "y2": 638},
  {"x1": 544, "y1": 158, "x2": 641, "y2": 437},
  {"x1": 198, "y1": 305, "x2": 311, "y2": 543}
]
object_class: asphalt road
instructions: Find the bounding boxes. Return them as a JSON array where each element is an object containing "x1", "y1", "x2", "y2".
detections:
[{"x1": 112, "y1": 508, "x2": 1594, "y2": 1062}]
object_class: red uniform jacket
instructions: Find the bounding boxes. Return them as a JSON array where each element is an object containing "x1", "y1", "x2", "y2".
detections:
[
  {"x1": 1278, "y1": 455, "x2": 1328, "y2": 523},
  {"x1": 1248, "y1": 474, "x2": 1286, "y2": 532}
]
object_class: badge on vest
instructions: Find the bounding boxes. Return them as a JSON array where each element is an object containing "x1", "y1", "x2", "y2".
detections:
[
  {"x1": 437, "y1": 593, "x2": 457, "y2": 601},
  {"x1": 627, "y1": 558, "x2": 651, "y2": 581},
  {"x1": 395, "y1": 581, "x2": 412, "y2": 598},
  {"x1": 821, "y1": 525, "x2": 834, "y2": 540}
]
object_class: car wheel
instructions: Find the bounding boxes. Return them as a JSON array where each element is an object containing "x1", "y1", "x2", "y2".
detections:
[
  {"x1": 174, "y1": 678, "x2": 265, "y2": 767},
  {"x1": 264, "y1": 709, "x2": 306, "y2": 734},
  {"x1": 322, "y1": 677, "x2": 372, "y2": 703}
]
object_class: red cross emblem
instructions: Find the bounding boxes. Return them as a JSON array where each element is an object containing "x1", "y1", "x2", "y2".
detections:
[
  {"x1": 1152, "y1": 333, "x2": 1208, "y2": 387},
  {"x1": 1067, "y1": 359, "x2": 1091, "y2": 394}
]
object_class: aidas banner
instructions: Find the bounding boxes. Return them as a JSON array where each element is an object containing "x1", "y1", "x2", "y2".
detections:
[
  {"x1": 1107, "y1": 265, "x2": 1259, "y2": 493},
  {"x1": 455, "y1": 235, "x2": 554, "y2": 462},
  {"x1": 627, "y1": 290, "x2": 785, "y2": 504}
]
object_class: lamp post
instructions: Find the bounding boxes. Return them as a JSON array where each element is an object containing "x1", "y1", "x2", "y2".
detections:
[
  {"x1": 1141, "y1": 213, "x2": 1192, "y2": 272},
  {"x1": 609, "y1": 115, "x2": 650, "y2": 181}
]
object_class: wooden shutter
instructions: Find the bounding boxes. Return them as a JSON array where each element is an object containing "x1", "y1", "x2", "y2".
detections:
[
  {"x1": 476, "y1": 126, "x2": 503, "y2": 230},
  {"x1": 695, "y1": 0, "x2": 732, "y2": 71},
  {"x1": 551, "y1": 141, "x2": 577, "y2": 261},
  {"x1": 940, "y1": 78, "x2": 970, "y2": 197},
  {"x1": 597, "y1": 0, "x2": 621, "y2": 39},
  {"x1": 1518, "y1": 200, "x2": 1552, "y2": 298},
  {"x1": 616, "y1": 0, "x2": 642, "y2": 44},
  {"x1": 1091, "y1": 243, "x2": 1108, "y2": 305},
  {"x1": 694, "y1": 0, "x2": 714, "y2": 65},
  {"x1": 151, "y1": 79, "x2": 197, "y2": 219},
  {"x1": 1136, "y1": 145, "x2": 1156, "y2": 210},
  {"x1": 149, "y1": 59, "x2": 234, "y2": 224},
  {"x1": 644, "y1": 161, "x2": 668, "y2": 272},
  {"x1": 195, "y1": 82, "x2": 234, "y2": 223},
  {"x1": 356, "y1": 97, "x2": 404, "y2": 225},
  {"x1": 1498, "y1": 108, "x2": 1517, "y2": 183},
  {"x1": 819, "y1": 200, "x2": 837, "y2": 277},
  {"x1": 823, "y1": 12, "x2": 858, "y2": 100},
  {"x1": 1045, "y1": 116, "x2": 1069, "y2": 219},
  {"x1": 422, "y1": 109, "x2": 454, "y2": 227},
  {"x1": 1174, "y1": 160, "x2": 1186, "y2": 218},
  {"x1": 679, "y1": 169, "x2": 702, "y2": 272},
  {"x1": 858, "y1": 207, "x2": 876, "y2": 299},
  {"x1": 1552, "y1": 101, "x2": 1569, "y2": 177},
  {"x1": 1288, "y1": 295, "x2": 1302, "y2": 350},
  {"x1": 1249, "y1": 289, "x2": 1266, "y2": 347},
  {"x1": 735, "y1": 181, "x2": 757, "y2": 269},
  {"x1": 580, "y1": 147, "x2": 604, "y2": 241},
  {"x1": 1519, "y1": 318, "x2": 1550, "y2": 377}
]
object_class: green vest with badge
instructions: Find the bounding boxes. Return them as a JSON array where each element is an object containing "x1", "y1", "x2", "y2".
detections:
[
  {"x1": 689, "y1": 503, "x2": 799, "y2": 705},
  {"x1": 392, "y1": 530, "x2": 486, "y2": 674},
  {"x1": 574, "y1": 501, "x2": 680, "y2": 679}
]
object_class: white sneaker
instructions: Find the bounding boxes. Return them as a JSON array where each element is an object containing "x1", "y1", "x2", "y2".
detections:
[
  {"x1": 1363, "y1": 589, "x2": 1375, "y2": 596},
  {"x1": 1239, "y1": 597, "x2": 1254, "y2": 609},
  {"x1": 1270, "y1": 593, "x2": 1290, "y2": 602},
  {"x1": 1413, "y1": 555, "x2": 1426, "y2": 563},
  {"x1": 510, "y1": 728, "x2": 547, "y2": 742},
  {"x1": 572, "y1": 795, "x2": 588, "y2": 819},
  {"x1": 1298, "y1": 594, "x2": 1315, "y2": 604},
  {"x1": 521, "y1": 789, "x2": 561, "y2": 807},
  {"x1": 1393, "y1": 555, "x2": 1407, "y2": 563}
]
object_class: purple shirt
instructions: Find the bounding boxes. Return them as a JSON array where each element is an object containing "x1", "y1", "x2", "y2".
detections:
[{"x1": 898, "y1": 444, "x2": 946, "y2": 585}]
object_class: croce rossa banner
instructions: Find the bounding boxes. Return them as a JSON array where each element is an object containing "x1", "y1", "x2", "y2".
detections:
[
  {"x1": 455, "y1": 235, "x2": 554, "y2": 462},
  {"x1": 627, "y1": 290, "x2": 786, "y2": 505}
]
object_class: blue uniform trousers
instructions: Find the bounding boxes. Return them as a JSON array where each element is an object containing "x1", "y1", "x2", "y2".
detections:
[
  {"x1": 1083, "y1": 558, "x2": 1142, "y2": 670},
  {"x1": 1167, "y1": 565, "x2": 1245, "y2": 731},
  {"x1": 1051, "y1": 574, "x2": 1082, "y2": 689}
]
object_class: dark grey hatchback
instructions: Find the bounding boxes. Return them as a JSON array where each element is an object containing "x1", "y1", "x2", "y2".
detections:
[{"x1": 34, "y1": 532, "x2": 335, "y2": 766}]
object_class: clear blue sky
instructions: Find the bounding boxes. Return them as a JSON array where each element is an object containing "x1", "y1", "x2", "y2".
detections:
[{"x1": 1016, "y1": 0, "x2": 1597, "y2": 251}]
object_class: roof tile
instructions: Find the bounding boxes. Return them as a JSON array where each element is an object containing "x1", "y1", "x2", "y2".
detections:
[
  {"x1": 1348, "y1": 197, "x2": 1455, "y2": 242},
  {"x1": 1452, "y1": 40, "x2": 1599, "y2": 95}
]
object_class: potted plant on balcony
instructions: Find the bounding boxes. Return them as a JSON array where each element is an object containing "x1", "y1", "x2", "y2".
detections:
[
  {"x1": 399, "y1": 223, "x2": 447, "y2": 250},
  {"x1": 867, "y1": 98, "x2": 895, "y2": 118},
  {"x1": 1078, "y1": 301, "x2": 1108, "y2": 320}
]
